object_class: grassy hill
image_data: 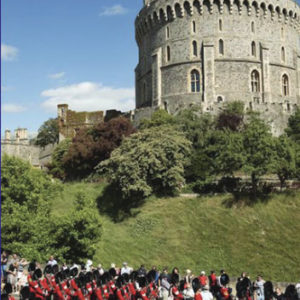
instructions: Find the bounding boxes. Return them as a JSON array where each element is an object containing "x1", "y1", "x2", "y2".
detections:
[{"x1": 52, "y1": 182, "x2": 300, "y2": 282}]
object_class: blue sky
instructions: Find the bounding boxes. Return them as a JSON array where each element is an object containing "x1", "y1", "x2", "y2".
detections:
[{"x1": 1, "y1": 0, "x2": 142, "y2": 136}]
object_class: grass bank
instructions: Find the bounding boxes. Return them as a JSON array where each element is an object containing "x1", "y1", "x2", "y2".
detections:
[{"x1": 52, "y1": 182, "x2": 300, "y2": 282}]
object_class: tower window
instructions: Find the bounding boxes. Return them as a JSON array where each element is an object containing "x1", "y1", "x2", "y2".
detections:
[
  {"x1": 251, "y1": 41, "x2": 256, "y2": 57},
  {"x1": 281, "y1": 47, "x2": 285, "y2": 62},
  {"x1": 251, "y1": 21, "x2": 255, "y2": 33},
  {"x1": 192, "y1": 21, "x2": 196, "y2": 33},
  {"x1": 166, "y1": 26, "x2": 170, "y2": 39},
  {"x1": 219, "y1": 19, "x2": 222, "y2": 31},
  {"x1": 219, "y1": 39, "x2": 224, "y2": 55},
  {"x1": 167, "y1": 46, "x2": 171, "y2": 62},
  {"x1": 282, "y1": 74, "x2": 289, "y2": 96},
  {"x1": 251, "y1": 70, "x2": 260, "y2": 92},
  {"x1": 192, "y1": 41, "x2": 197, "y2": 57},
  {"x1": 191, "y1": 69, "x2": 200, "y2": 93}
]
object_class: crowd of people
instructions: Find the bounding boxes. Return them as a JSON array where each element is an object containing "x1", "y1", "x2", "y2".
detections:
[{"x1": 1, "y1": 256, "x2": 300, "y2": 300}]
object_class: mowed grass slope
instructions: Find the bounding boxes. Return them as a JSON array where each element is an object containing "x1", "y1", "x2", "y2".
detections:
[{"x1": 52, "y1": 182, "x2": 300, "y2": 282}]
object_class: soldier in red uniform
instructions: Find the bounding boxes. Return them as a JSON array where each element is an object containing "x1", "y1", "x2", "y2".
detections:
[
  {"x1": 171, "y1": 274, "x2": 184, "y2": 300},
  {"x1": 198, "y1": 272, "x2": 208, "y2": 288},
  {"x1": 208, "y1": 271, "x2": 218, "y2": 296}
]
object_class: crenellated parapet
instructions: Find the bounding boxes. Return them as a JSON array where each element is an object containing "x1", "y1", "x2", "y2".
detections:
[{"x1": 135, "y1": 0, "x2": 300, "y2": 44}]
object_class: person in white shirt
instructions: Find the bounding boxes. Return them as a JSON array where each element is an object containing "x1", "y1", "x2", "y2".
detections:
[
  {"x1": 97, "y1": 264, "x2": 104, "y2": 276},
  {"x1": 201, "y1": 285, "x2": 213, "y2": 300},
  {"x1": 47, "y1": 256, "x2": 57, "y2": 266},
  {"x1": 121, "y1": 262, "x2": 132, "y2": 275},
  {"x1": 295, "y1": 281, "x2": 300, "y2": 299}
]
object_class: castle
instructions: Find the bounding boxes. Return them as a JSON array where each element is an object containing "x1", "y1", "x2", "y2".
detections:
[{"x1": 134, "y1": 0, "x2": 300, "y2": 135}]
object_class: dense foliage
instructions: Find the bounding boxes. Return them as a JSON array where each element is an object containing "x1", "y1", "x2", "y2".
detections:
[
  {"x1": 35, "y1": 118, "x2": 59, "y2": 147},
  {"x1": 97, "y1": 126, "x2": 192, "y2": 199},
  {"x1": 62, "y1": 117, "x2": 135, "y2": 179},
  {"x1": 1, "y1": 155, "x2": 102, "y2": 262}
]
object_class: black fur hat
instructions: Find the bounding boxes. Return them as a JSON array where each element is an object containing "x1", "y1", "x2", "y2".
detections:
[
  {"x1": 70, "y1": 267, "x2": 79, "y2": 278},
  {"x1": 20, "y1": 286, "x2": 30, "y2": 299},
  {"x1": 101, "y1": 272, "x2": 110, "y2": 284},
  {"x1": 4, "y1": 283, "x2": 13, "y2": 295},
  {"x1": 130, "y1": 271, "x2": 138, "y2": 281},
  {"x1": 171, "y1": 273, "x2": 179, "y2": 285},
  {"x1": 44, "y1": 265, "x2": 52, "y2": 275},
  {"x1": 192, "y1": 278, "x2": 201, "y2": 293},
  {"x1": 109, "y1": 268, "x2": 116, "y2": 278},
  {"x1": 85, "y1": 272, "x2": 93, "y2": 284},
  {"x1": 147, "y1": 270, "x2": 156, "y2": 282},
  {"x1": 52, "y1": 264, "x2": 59, "y2": 275},
  {"x1": 33, "y1": 268, "x2": 42, "y2": 280},
  {"x1": 137, "y1": 276, "x2": 147, "y2": 288},
  {"x1": 28, "y1": 262, "x2": 36, "y2": 272}
]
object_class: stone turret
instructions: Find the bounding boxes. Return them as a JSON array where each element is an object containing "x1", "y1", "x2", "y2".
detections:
[
  {"x1": 4, "y1": 130, "x2": 11, "y2": 141},
  {"x1": 15, "y1": 128, "x2": 28, "y2": 140}
]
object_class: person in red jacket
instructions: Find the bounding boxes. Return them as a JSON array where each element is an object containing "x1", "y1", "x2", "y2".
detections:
[
  {"x1": 171, "y1": 274, "x2": 184, "y2": 300},
  {"x1": 208, "y1": 271, "x2": 218, "y2": 296},
  {"x1": 198, "y1": 272, "x2": 208, "y2": 288}
]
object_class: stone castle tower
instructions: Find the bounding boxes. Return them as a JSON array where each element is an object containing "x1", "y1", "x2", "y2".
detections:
[{"x1": 134, "y1": 0, "x2": 300, "y2": 134}]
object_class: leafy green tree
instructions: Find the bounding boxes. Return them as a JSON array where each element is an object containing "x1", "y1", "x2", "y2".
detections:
[
  {"x1": 1, "y1": 155, "x2": 102, "y2": 262},
  {"x1": 285, "y1": 108, "x2": 300, "y2": 143},
  {"x1": 51, "y1": 192, "x2": 102, "y2": 262},
  {"x1": 273, "y1": 135, "x2": 296, "y2": 189},
  {"x1": 47, "y1": 139, "x2": 71, "y2": 179},
  {"x1": 242, "y1": 114, "x2": 275, "y2": 195},
  {"x1": 63, "y1": 117, "x2": 135, "y2": 179},
  {"x1": 139, "y1": 109, "x2": 175, "y2": 129},
  {"x1": 97, "y1": 126, "x2": 192, "y2": 199},
  {"x1": 216, "y1": 101, "x2": 245, "y2": 131},
  {"x1": 35, "y1": 118, "x2": 59, "y2": 147}
]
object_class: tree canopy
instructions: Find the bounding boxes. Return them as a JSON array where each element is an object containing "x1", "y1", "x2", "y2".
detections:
[{"x1": 35, "y1": 118, "x2": 59, "y2": 147}]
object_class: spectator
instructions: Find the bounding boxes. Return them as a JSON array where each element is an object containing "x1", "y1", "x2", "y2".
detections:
[
  {"x1": 296, "y1": 281, "x2": 300, "y2": 300},
  {"x1": 6, "y1": 261, "x2": 17, "y2": 293},
  {"x1": 47, "y1": 256, "x2": 57, "y2": 266},
  {"x1": 199, "y1": 271, "x2": 208, "y2": 287},
  {"x1": 138, "y1": 265, "x2": 147, "y2": 277},
  {"x1": 121, "y1": 262, "x2": 132, "y2": 275},
  {"x1": 97, "y1": 264, "x2": 104, "y2": 276},
  {"x1": 159, "y1": 267, "x2": 170, "y2": 300},
  {"x1": 274, "y1": 287, "x2": 285, "y2": 300},
  {"x1": 201, "y1": 285, "x2": 213, "y2": 300},
  {"x1": 1, "y1": 251, "x2": 8, "y2": 282},
  {"x1": 254, "y1": 275, "x2": 265, "y2": 300}
]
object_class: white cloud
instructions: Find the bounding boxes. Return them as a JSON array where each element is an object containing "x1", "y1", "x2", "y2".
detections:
[
  {"x1": 99, "y1": 5, "x2": 128, "y2": 16},
  {"x1": 41, "y1": 82, "x2": 135, "y2": 112},
  {"x1": 1, "y1": 44, "x2": 19, "y2": 61},
  {"x1": 2, "y1": 104, "x2": 26, "y2": 113},
  {"x1": 48, "y1": 72, "x2": 65, "y2": 79}
]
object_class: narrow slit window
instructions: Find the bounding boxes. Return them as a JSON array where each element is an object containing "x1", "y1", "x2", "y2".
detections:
[
  {"x1": 281, "y1": 47, "x2": 285, "y2": 62},
  {"x1": 167, "y1": 46, "x2": 171, "y2": 61},
  {"x1": 219, "y1": 39, "x2": 224, "y2": 55},
  {"x1": 282, "y1": 74, "x2": 289, "y2": 96},
  {"x1": 192, "y1": 41, "x2": 197, "y2": 57},
  {"x1": 251, "y1": 70, "x2": 260, "y2": 92},
  {"x1": 219, "y1": 19, "x2": 222, "y2": 31},
  {"x1": 251, "y1": 41, "x2": 256, "y2": 57},
  {"x1": 192, "y1": 21, "x2": 196, "y2": 33}
]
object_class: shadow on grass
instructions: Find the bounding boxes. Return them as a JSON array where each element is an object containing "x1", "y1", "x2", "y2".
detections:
[{"x1": 96, "y1": 183, "x2": 145, "y2": 223}]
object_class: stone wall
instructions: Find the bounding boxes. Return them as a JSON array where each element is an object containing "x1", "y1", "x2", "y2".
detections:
[{"x1": 134, "y1": 0, "x2": 300, "y2": 135}]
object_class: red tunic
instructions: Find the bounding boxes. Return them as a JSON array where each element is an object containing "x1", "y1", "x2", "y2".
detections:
[
  {"x1": 220, "y1": 287, "x2": 230, "y2": 300},
  {"x1": 139, "y1": 288, "x2": 149, "y2": 300},
  {"x1": 116, "y1": 289, "x2": 126, "y2": 300},
  {"x1": 172, "y1": 287, "x2": 184, "y2": 300},
  {"x1": 194, "y1": 292, "x2": 203, "y2": 300},
  {"x1": 198, "y1": 276, "x2": 208, "y2": 287},
  {"x1": 209, "y1": 274, "x2": 217, "y2": 287}
]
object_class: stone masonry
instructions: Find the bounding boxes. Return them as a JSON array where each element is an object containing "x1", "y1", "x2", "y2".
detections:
[{"x1": 134, "y1": 0, "x2": 300, "y2": 135}]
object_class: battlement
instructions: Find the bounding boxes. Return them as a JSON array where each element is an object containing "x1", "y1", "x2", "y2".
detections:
[{"x1": 2, "y1": 128, "x2": 29, "y2": 143}]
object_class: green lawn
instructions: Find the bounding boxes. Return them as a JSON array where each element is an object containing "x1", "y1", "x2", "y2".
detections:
[{"x1": 52, "y1": 182, "x2": 300, "y2": 282}]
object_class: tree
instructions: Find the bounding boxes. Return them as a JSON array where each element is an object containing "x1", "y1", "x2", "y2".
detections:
[
  {"x1": 216, "y1": 101, "x2": 245, "y2": 131},
  {"x1": 273, "y1": 135, "x2": 296, "y2": 189},
  {"x1": 35, "y1": 118, "x2": 59, "y2": 147},
  {"x1": 1, "y1": 155, "x2": 102, "y2": 262},
  {"x1": 242, "y1": 114, "x2": 275, "y2": 195},
  {"x1": 285, "y1": 108, "x2": 300, "y2": 143},
  {"x1": 139, "y1": 109, "x2": 175, "y2": 129},
  {"x1": 97, "y1": 126, "x2": 192, "y2": 199},
  {"x1": 63, "y1": 117, "x2": 136, "y2": 179},
  {"x1": 47, "y1": 139, "x2": 71, "y2": 179}
]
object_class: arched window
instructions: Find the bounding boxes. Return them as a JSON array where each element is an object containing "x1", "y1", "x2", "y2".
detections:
[
  {"x1": 251, "y1": 21, "x2": 255, "y2": 33},
  {"x1": 281, "y1": 47, "x2": 285, "y2": 62},
  {"x1": 251, "y1": 41, "x2": 256, "y2": 57},
  {"x1": 251, "y1": 70, "x2": 260, "y2": 92},
  {"x1": 282, "y1": 74, "x2": 289, "y2": 96},
  {"x1": 166, "y1": 26, "x2": 170, "y2": 39},
  {"x1": 192, "y1": 21, "x2": 196, "y2": 33},
  {"x1": 191, "y1": 69, "x2": 200, "y2": 93},
  {"x1": 192, "y1": 41, "x2": 197, "y2": 57},
  {"x1": 219, "y1": 19, "x2": 222, "y2": 31},
  {"x1": 219, "y1": 39, "x2": 224, "y2": 55},
  {"x1": 167, "y1": 46, "x2": 171, "y2": 61}
]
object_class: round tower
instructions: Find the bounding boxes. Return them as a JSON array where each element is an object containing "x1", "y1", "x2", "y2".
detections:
[{"x1": 135, "y1": 0, "x2": 300, "y2": 134}]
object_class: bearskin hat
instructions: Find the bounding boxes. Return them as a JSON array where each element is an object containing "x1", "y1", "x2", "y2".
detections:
[
  {"x1": 85, "y1": 271, "x2": 93, "y2": 284},
  {"x1": 101, "y1": 272, "x2": 110, "y2": 284},
  {"x1": 33, "y1": 268, "x2": 42, "y2": 280},
  {"x1": 192, "y1": 278, "x2": 201, "y2": 293},
  {"x1": 20, "y1": 286, "x2": 30, "y2": 299},
  {"x1": 70, "y1": 267, "x2": 79, "y2": 278},
  {"x1": 220, "y1": 273, "x2": 230, "y2": 286},
  {"x1": 28, "y1": 262, "x2": 36, "y2": 272},
  {"x1": 109, "y1": 268, "x2": 116, "y2": 278},
  {"x1": 179, "y1": 280, "x2": 185, "y2": 292},
  {"x1": 4, "y1": 283, "x2": 13, "y2": 295},
  {"x1": 130, "y1": 271, "x2": 138, "y2": 281},
  {"x1": 52, "y1": 264, "x2": 59, "y2": 275},
  {"x1": 123, "y1": 273, "x2": 129, "y2": 283},
  {"x1": 44, "y1": 265, "x2": 52, "y2": 275},
  {"x1": 137, "y1": 276, "x2": 147, "y2": 288}
]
